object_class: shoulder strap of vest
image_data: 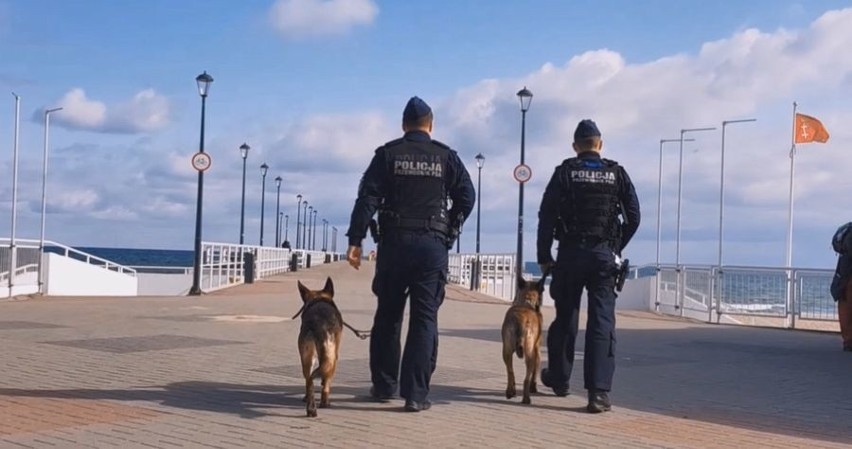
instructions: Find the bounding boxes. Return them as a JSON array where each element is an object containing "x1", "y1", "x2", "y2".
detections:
[
  {"x1": 431, "y1": 139, "x2": 451, "y2": 149},
  {"x1": 384, "y1": 137, "x2": 405, "y2": 148},
  {"x1": 600, "y1": 157, "x2": 619, "y2": 167}
]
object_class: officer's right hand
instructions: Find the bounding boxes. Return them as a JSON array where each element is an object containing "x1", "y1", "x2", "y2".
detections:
[{"x1": 346, "y1": 245, "x2": 362, "y2": 270}]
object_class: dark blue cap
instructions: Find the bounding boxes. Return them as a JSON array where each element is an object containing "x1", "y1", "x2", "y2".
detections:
[
  {"x1": 403, "y1": 96, "x2": 432, "y2": 121},
  {"x1": 574, "y1": 119, "x2": 601, "y2": 141}
]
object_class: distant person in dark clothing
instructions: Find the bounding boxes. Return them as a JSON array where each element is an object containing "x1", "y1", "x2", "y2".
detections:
[{"x1": 830, "y1": 235, "x2": 852, "y2": 352}]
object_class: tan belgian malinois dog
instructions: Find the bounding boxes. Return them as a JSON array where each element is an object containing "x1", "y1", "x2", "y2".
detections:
[
  {"x1": 295, "y1": 277, "x2": 343, "y2": 417},
  {"x1": 501, "y1": 273, "x2": 548, "y2": 404}
]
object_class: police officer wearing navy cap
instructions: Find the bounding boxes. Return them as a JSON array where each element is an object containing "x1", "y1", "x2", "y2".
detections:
[
  {"x1": 536, "y1": 119, "x2": 640, "y2": 413},
  {"x1": 346, "y1": 96, "x2": 475, "y2": 412}
]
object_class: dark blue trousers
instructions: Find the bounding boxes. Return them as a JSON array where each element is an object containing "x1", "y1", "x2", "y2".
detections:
[
  {"x1": 546, "y1": 246, "x2": 618, "y2": 392},
  {"x1": 370, "y1": 231, "x2": 448, "y2": 402}
]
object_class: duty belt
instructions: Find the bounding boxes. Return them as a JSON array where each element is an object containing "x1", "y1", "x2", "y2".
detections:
[
  {"x1": 560, "y1": 236, "x2": 612, "y2": 250},
  {"x1": 384, "y1": 217, "x2": 450, "y2": 235}
]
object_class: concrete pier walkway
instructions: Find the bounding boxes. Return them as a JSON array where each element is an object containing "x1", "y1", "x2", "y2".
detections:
[{"x1": 1, "y1": 262, "x2": 850, "y2": 448}]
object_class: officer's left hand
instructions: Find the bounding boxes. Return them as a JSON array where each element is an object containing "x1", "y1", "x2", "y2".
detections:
[
  {"x1": 539, "y1": 261, "x2": 554, "y2": 276},
  {"x1": 346, "y1": 245, "x2": 362, "y2": 270}
]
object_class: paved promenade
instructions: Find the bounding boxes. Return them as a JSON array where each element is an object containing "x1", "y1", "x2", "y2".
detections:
[{"x1": 1, "y1": 261, "x2": 850, "y2": 448}]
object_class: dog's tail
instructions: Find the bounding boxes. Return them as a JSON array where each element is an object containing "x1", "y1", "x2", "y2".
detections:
[{"x1": 513, "y1": 324, "x2": 524, "y2": 359}]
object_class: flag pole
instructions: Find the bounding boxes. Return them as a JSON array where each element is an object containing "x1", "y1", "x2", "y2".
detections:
[
  {"x1": 785, "y1": 102, "x2": 797, "y2": 269},
  {"x1": 784, "y1": 101, "x2": 797, "y2": 329}
]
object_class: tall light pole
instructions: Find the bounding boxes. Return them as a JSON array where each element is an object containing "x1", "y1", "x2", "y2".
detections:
[
  {"x1": 306, "y1": 205, "x2": 313, "y2": 250},
  {"x1": 312, "y1": 209, "x2": 318, "y2": 250},
  {"x1": 9, "y1": 93, "x2": 21, "y2": 294},
  {"x1": 283, "y1": 214, "x2": 289, "y2": 247},
  {"x1": 332, "y1": 226, "x2": 337, "y2": 252},
  {"x1": 189, "y1": 71, "x2": 213, "y2": 296},
  {"x1": 718, "y1": 119, "x2": 756, "y2": 268},
  {"x1": 296, "y1": 194, "x2": 303, "y2": 249},
  {"x1": 655, "y1": 138, "x2": 693, "y2": 310},
  {"x1": 675, "y1": 126, "x2": 716, "y2": 267},
  {"x1": 302, "y1": 201, "x2": 309, "y2": 250},
  {"x1": 515, "y1": 87, "x2": 533, "y2": 278},
  {"x1": 238, "y1": 143, "x2": 250, "y2": 245},
  {"x1": 259, "y1": 163, "x2": 269, "y2": 246},
  {"x1": 473, "y1": 153, "x2": 485, "y2": 291},
  {"x1": 274, "y1": 176, "x2": 282, "y2": 247},
  {"x1": 37, "y1": 106, "x2": 64, "y2": 293},
  {"x1": 322, "y1": 219, "x2": 328, "y2": 251}
]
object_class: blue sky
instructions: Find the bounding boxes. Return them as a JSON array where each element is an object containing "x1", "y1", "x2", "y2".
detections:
[{"x1": 1, "y1": 0, "x2": 851, "y2": 269}]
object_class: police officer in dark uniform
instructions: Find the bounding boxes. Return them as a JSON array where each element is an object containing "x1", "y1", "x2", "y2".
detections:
[
  {"x1": 346, "y1": 96, "x2": 475, "y2": 412},
  {"x1": 536, "y1": 119, "x2": 640, "y2": 413}
]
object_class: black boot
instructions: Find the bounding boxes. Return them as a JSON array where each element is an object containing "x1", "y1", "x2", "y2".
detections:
[
  {"x1": 586, "y1": 391, "x2": 612, "y2": 413},
  {"x1": 540, "y1": 368, "x2": 569, "y2": 397}
]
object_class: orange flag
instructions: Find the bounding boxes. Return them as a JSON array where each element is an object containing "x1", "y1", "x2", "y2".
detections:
[{"x1": 794, "y1": 113, "x2": 830, "y2": 144}]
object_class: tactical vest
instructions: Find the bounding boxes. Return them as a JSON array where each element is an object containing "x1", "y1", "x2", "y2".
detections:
[
  {"x1": 379, "y1": 137, "x2": 450, "y2": 234},
  {"x1": 558, "y1": 157, "x2": 621, "y2": 246}
]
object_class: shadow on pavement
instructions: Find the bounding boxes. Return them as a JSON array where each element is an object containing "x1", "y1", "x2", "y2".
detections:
[{"x1": 442, "y1": 323, "x2": 852, "y2": 445}]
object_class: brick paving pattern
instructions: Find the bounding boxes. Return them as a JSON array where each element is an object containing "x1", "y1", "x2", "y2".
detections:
[{"x1": 0, "y1": 261, "x2": 850, "y2": 448}]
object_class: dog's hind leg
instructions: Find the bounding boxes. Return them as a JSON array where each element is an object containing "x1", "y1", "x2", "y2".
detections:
[
  {"x1": 530, "y1": 328, "x2": 542, "y2": 394},
  {"x1": 300, "y1": 338, "x2": 318, "y2": 417},
  {"x1": 318, "y1": 335, "x2": 338, "y2": 408},
  {"x1": 522, "y1": 330, "x2": 537, "y2": 405},
  {"x1": 502, "y1": 326, "x2": 517, "y2": 400}
]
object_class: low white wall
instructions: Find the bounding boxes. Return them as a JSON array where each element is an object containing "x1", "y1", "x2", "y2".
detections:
[
  {"x1": 1, "y1": 272, "x2": 40, "y2": 298},
  {"x1": 137, "y1": 273, "x2": 192, "y2": 296},
  {"x1": 615, "y1": 276, "x2": 655, "y2": 311},
  {"x1": 44, "y1": 253, "x2": 137, "y2": 296},
  {"x1": 539, "y1": 276, "x2": 654, "y2": 311}
]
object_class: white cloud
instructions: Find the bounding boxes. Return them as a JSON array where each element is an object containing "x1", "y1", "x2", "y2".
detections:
[
  {"x1": 48, "y1": 88, "x2": 170, "y2": 134},
  {"x1": 269, "y1": 0, "x2": 378, "y2": 38}
]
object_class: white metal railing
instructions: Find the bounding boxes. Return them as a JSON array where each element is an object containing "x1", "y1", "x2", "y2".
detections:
[
  {"x1": 653, "y1": 263, "x2": 836, "y2": 328},
  {"x1": 2, "y1": 238, "x2": 136, "y2": 297},
  {"x1": 197, "y1": 242, "x2": 344, "y2": 292},
  {"x1": 448, "y1": 253, "x2": 517, "y2": 301}
]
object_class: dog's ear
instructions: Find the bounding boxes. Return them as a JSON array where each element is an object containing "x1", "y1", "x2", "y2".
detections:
[
  {"x1": 517, "y1": 274, "x2": 527, "y2": 290},
  {"x1": 536, "y1": 275, "x2": 547, "y2": 293},
  {"x1": 297, "y1": 280, "x2": 311, "y2": 303},
  {"x1": 322, "y1": 276, "x2": 334, "y2": 297}
]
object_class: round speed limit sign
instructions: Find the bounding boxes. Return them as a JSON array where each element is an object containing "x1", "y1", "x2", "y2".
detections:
[
  {"x1": 191, "y1": 152, "x2": 212, "y2": 172},
  {"x1": 513, "y1": 164, "x2": 532, "y2": 183}
]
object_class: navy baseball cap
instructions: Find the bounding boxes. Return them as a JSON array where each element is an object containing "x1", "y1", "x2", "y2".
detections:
[
  {"x1": 574, "y1": 119, "x2": 601, "y2": 141},
  {"x1": 403, "y1": 96, "x2": 432, "y2": 121}
]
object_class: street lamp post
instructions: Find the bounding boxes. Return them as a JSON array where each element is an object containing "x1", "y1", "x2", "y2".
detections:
[
  {"x1": 675, "y1": 127, "x2": 716, "y2": 267},
  {"x1": 302, "y1": 202, "x2": 309, "y2": 250},
  {"x1": 674, "y1": 126, "x2": 715, "y2": 315},
  {"x1": 8, "y1": 93, "x2": 21, "y2": 294},
  {"x1": 322, "y1": 219, "x2": 328, "y2": 251},
  {"x1": 312, "y1": 210, "x2": 318, "y2": 250},
  {"x1": 284, "y1": 214, "x2": 289, "y2": 246},
  {"x1": 274, "y1": 176, "x2": 282, "y2": 247},
  {"x1": 37, "y1": 106, "x2": 63, "y2": 293},
  {"x1": 655, "y1": 138, "x2": 693, "y2": 310},
  {"x1": 515, "y1": 87, "x2": 533, "y2": 279},
  {"x1": 472, "y1": 153, "x2": 485, "y2": 290},
  {"x1": 296, "y1": 195, "x2": 302, "y2": 249},
  {"x1": 189, "y1": 71, "x2": 213, "y2": 296},
  {"x1": 306, "y1": 205, "x2": 313, "y2": 250},
  {"x1": 332, "y1": 227, "x2": 337, "y2": 252},
  {"x1": 259, "y1": 163, "x2": 268, "y2": 246},
  {"x1": 239, "y1": 143, "x2": 250, "y2": 244},
  {"x1": 718, "y1": 119, "x2": 756, "y2": 268}
]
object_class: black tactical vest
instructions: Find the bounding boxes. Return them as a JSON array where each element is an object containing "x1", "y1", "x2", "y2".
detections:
[
  {"x1": 558, "y1": 157, "x2": 621, "y2": 245},
  {"x1": 380, "y1": 137, "x2": 450, "y2": 232}
]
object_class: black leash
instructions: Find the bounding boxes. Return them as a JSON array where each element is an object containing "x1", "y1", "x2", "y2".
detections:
[{"x1": 291, "y1": 304, "x2": 371, "y2": 340}]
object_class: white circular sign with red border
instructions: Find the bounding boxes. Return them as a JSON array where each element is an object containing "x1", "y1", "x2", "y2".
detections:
[
  {"x1": 513, "y1": 164, "x2": 532, "y2": 183},
  {"x1": 191, "y1": 152, "x2": 211, "y2": 172}
]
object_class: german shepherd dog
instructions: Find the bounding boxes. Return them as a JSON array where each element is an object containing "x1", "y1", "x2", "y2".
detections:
[
  {"x1": 295, "y1": 277, "x2": 343, "y2": 418},
  {"x1": 501, "y1": 274, "x2": 547, "y2": 404}
]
